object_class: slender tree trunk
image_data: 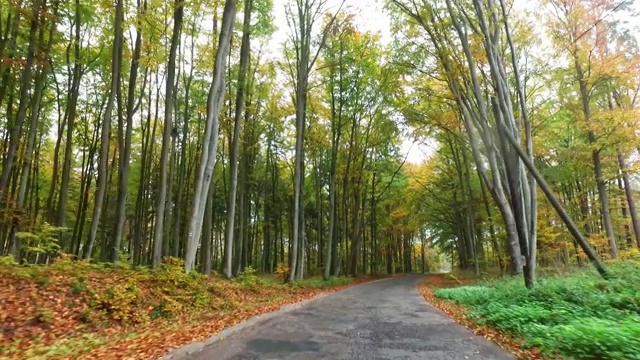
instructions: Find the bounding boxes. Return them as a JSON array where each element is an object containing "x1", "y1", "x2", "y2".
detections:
[
  {"x1": 574, "y1": 60, "x2": 617, "y2": 258},
  {"x1": 289, "y1": 46, "x2": 309, "y2": 282},
  {"x1": 0, "y1": 4, "x2": 22, "y2": 111},
  {"x1": 201, "y1": 179, "x2": 214, "y2": 275},
  {"x1": 0, "y1": 0, "x2": 42, "y2": 198},
  {"x1": 617, "y1": 151, "x2": 640, "y2": 247},
  {"x1": 57, "y1": 0, "x2": 82, "y2": 243},
  {"x1": 224, "y1": 0, "x2": 253, "y2": 278},
  {"x1": 185, "y1": 0, "x2": 238, "y2": 273},
  {"x1": 84, "y1": 0, "x2": 124, "y2": 259},
  {"x1": 153, "y1": 0, "x2": 184, "y2": 267},
  {"x1": 498, "y1": 117, "x2": 609, "y2": 278},
  {"x1": 8, "y1": 2, "x2": 59, "y2": 254},
  {"x1": 323, "y1": 46, "x2": 344, "y2": 279},
  {"x1": 112, "y1": 0, "x2": 145, "y2": 262}
]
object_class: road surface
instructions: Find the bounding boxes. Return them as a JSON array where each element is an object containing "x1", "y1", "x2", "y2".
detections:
[{"x1": 174, "y1": 276, "x2": 514, "y2": 360}]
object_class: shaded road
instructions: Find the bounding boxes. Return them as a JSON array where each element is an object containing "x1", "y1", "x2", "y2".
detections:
[{"x1": 174, "y1": 276, "x2": 514, "y2": 360}]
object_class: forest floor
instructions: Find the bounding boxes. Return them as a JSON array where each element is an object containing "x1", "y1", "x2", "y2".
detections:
[
  {"x1": 419, "y1": 261, "x2": 640, "y2": 360},
  {"x1": 0, "y1": 255, "x2": 378, "y2": 360}
]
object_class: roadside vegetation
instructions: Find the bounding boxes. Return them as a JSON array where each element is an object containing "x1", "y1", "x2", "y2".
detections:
[
  {"x1": 2, "y1": 0, "x2": 640, "y2": 358},
  {"x1": 419, "y1": 261, "x2": 640, "y2": 360},
  {"x1": 0, "y1": 255, "x2": 362, "y2": 360}
]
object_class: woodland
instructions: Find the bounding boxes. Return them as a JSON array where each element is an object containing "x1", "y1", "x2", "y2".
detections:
[{"x1": 1, "y1": 0, "x2": 640, "y2": 358}]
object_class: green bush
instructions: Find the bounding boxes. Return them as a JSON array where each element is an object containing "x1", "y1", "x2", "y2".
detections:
[
  {"x1": 294, "y1": 276, "x2": 352, "y2": 289},
  {"x1": 238, "y1": 266, "x2": 264, "y2": 290},
  {"x1": 434, "y1": 261, "x2": 640, "y2": 359}
]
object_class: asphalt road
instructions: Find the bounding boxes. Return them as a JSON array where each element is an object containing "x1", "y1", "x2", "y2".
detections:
[{"x1": 177, "y1": 276, "x2": 515, "y2": 360}]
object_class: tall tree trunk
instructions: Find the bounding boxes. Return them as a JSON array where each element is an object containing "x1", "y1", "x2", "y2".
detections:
[
  {"x1": 201, "y1": 179, "x2": 214, "y2": 275},
  {"x1": 185, "y1": 0, "x2": 238, "y2": 273},
  {"x1": 288, "y1": 22, "x2": 310, "y2": 282},
  {"x1": 57, "y1": 0, "x2": 82, "y2": 238},
  {"x1": 112, "y1": 0, "x2": 145, "y2": 262},
  {"x1": 9, "y1": 1, "x2": 59, "y2": 254},
  {"x1": 574, "y1": 60, "x2": 617, "y2": 258},
  {"x1": 0, "y1": 0, "x2": 42, "y2": 198},
  {"x1": 153, "y1": 0, "x2": 184, "y2": 267},
  {"x1": 617, "y1": 151, "x2": 640, "y2": 248},
  {"x1": 498, "y1": 116, "x2": 610, "y2": 278},
  {"x1": 224, "y1": 0, "x2": 253, "y2": 278},
  {"x1": 173, "y1": 29, "x2": 196, "y2": 259},
  {"x1": 0, "y1": 4, "x2": 22, "y2": 110},
  {"x1": 323, "y1": 43, "x2": 344, "y2": 280},
  {"x1": 83, "y1": 0, "x2": 124, "y2": 259}
]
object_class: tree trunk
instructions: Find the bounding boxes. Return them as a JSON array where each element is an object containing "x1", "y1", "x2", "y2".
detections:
[
  {"x1": 185, "y1": 0, "x2": 238, "y2": 273},
  {"x1": 8, "y1": 2, "x2": 59, "y2": 254},
  {"x1": 224, "y1": 0, "x2": 253, "y2": 278},
  {"x1": 112, "y1": 0, "x2": 145, "y2": 262},
  {"x1": 323, "y1": 44, "x2": 344, "y2": 279},
  {"x1": 201, "y1": 179, "x2": 214, "y2": 275},
  {"x1": 498, "y1": 117, "x2": 610, "y2": 278},
  {"x1": 153, "y1": 0, "x2": 184, "y2": 267},
  {"x1": 574, "y1": 60, "x2": 617, "y2": 258},
  {"x1": 56, "y1": 0, "x2": 82, "y2": 236},
  {"x1": 84, "y1": 0, "x2": 124, "y2": 259},
  {"x1": 0, "y1": 0, "x2": 42, "y2": 198},
  {"x1": 617, "y1": 151, "x2": 640, "y2": 248}
]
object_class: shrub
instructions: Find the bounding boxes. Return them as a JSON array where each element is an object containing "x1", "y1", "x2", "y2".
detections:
[
  {"x1": 0, "y1": 255, "x2": 18, "y2": 266},
  {"x1": 92, "y1": 282, "x2": 146, "y2": 323},
  {"x1": 294, "y1": 276, "x2": 352, "y2": 289},
  {"x1": 238, "y1": 266, "x2": 263, "y2": 290},
  {"x1": 434, "y1": 261, "x2": 640, "y2": 359}
]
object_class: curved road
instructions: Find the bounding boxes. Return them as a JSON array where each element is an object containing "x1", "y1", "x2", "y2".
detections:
[{"x1": 174, "y1": 276, "x2": 514, "y2": 360}]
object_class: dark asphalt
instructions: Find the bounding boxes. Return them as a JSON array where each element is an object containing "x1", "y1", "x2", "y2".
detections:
[{"x1": 178, "y1": 276, "x2": 514, "y2": 360}]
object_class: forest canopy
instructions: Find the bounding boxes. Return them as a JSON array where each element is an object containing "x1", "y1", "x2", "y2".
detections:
[{"x1": 0, "y1": 0, "x2": 639, "y2": 286}]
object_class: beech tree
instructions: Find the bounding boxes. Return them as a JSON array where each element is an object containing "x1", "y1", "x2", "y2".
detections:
[
  {"x1": 185, "y1": 0, "x2": 238, "y2": 274},
  {"x1": 0, "y1": 0, "x2": 636, "y2": 288}
]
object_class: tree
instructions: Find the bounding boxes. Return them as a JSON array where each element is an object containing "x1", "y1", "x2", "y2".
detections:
[
  {"x1": 284, "y1": 0, "x2": 343, "y2": 282},
  {"x1": 185, "y1": 0, "x2": 238, "y2": 274},
  {"x1": 153, "y1": 0, "x2": 184, "y2": 268},
  {"x1": 84, "y1": 0, "x2": 124, "y2": 259},
  {"x1": 224, "y1": 0, "x2": 254, "y2": 278}
]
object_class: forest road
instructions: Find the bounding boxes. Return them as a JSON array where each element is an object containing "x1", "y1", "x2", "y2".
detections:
[{"x1": 173, "y1": 275, "x2": 514, "y2": 360}]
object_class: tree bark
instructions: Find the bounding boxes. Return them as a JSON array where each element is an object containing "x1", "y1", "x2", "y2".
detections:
[
  {"x1": 617, "y1": 151, "x2": 640, "y2": 248},
  {"x1": 112, "y1": 0, "x2": 145, "y2": 262},
  {"x1": 56, "y1": 0, "x2": 82, "y2": 235},
  {"x1": 498, "y1": 117, "x2": 610, "y2": 278},
  {"x1": 153, "y1": 0, "x2": 184, "y2": 267},
  {"x1": 0, "y1": 0, "x2": 42, "y2": 198},
  {"x1": 9, "y1": 1, "x2": 59, "y2": 254},
  {"x1": 574, "y1": 60, "x2": 617, "y2": 258},
  {"x1": 84, "y1": 0, "x2": 124, "y2": 259},
  {"x1": 185, "y1": 0, "x2": 238, "y2": 273},
  {"x1": 224, "y1": 0, "x2": 253, "y2": 278}
]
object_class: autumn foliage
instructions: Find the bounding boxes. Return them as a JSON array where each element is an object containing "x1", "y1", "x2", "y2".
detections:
[{"x1": 0, "y1": 255, "x2": 368, "y2": 359}]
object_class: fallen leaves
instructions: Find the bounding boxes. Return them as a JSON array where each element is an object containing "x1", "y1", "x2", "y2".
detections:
[
  {"x1": 417, "y1": 275, "x2": 545, "y2": 360},
  {"x1": 0, "y1": 260, "x2": 374, "y2": 360}
]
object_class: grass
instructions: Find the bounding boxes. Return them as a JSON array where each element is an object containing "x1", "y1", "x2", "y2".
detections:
[
  {"x1": 434, "y1": 261, "x2": 640, "y2": 360},
  {"x1": 0, "y1": 255, "x2": 368, "y2": 359}
]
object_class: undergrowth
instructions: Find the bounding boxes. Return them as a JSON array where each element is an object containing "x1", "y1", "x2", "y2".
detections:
[
  {"x1": 434, "y1": 261, "x2": 640, "y2": 360},
  {"x1": 0, "y1": 255, "x2": 360, "y2": 359}
]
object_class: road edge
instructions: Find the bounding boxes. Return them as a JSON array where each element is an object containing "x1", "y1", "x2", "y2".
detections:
[
  {"x1": 161, "y1": 277, "x2": 395, "y2": 359},
  {"x1": 416, "y1": 277, "x2": 522, "y2": 359}
]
